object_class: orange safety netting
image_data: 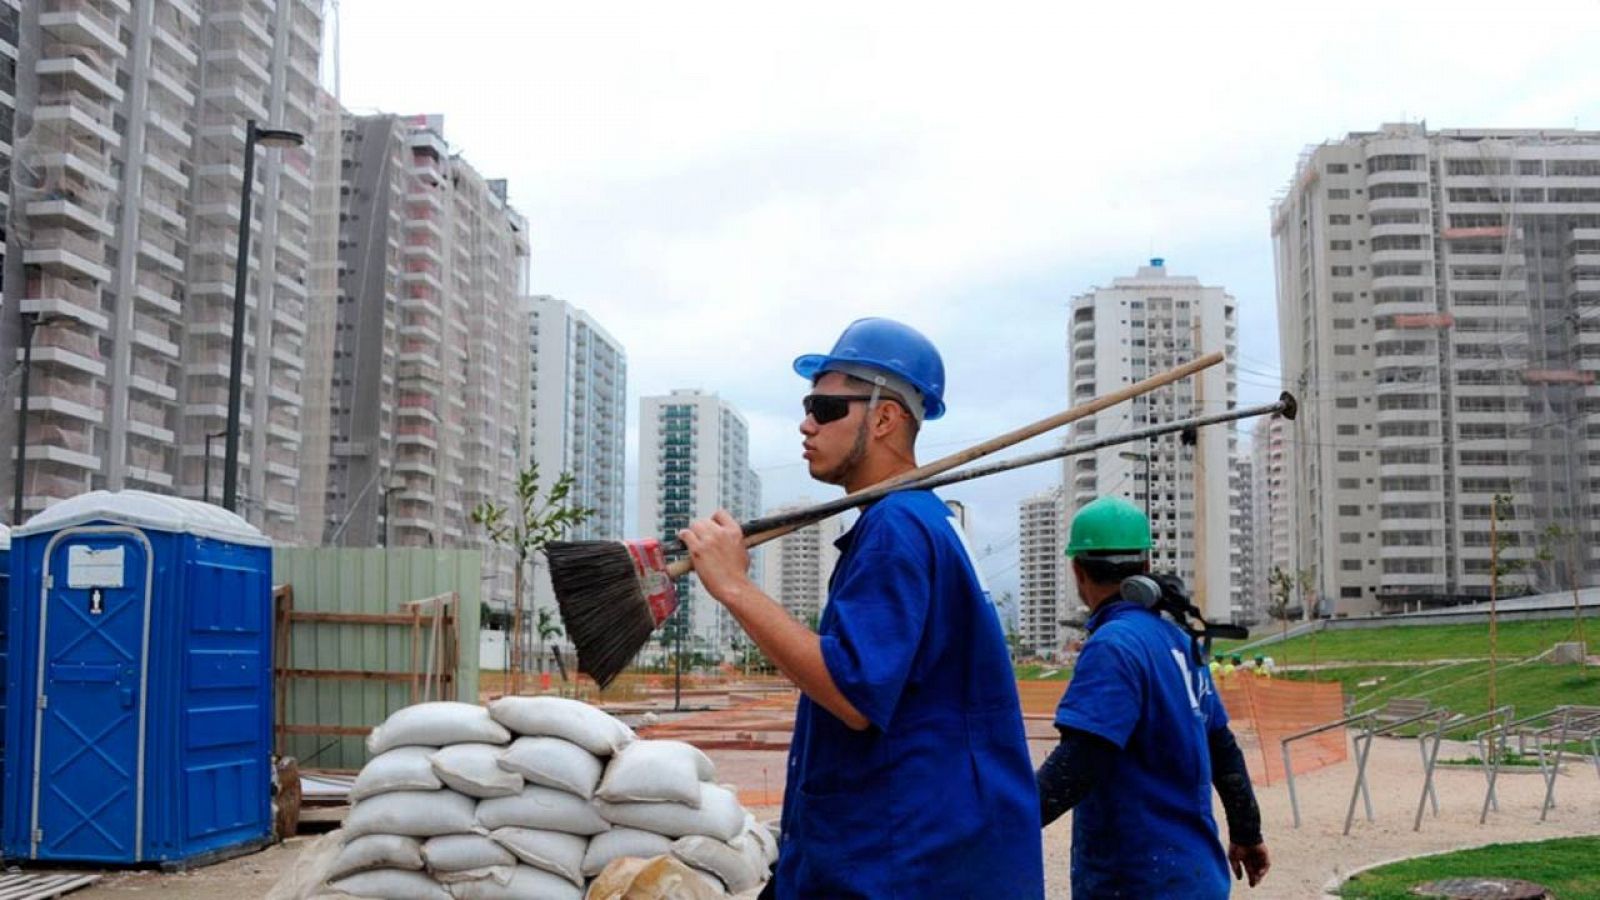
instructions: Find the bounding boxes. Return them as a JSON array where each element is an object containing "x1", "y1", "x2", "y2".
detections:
[
  {"x1": 1214, "y1": 675, "x2": 1348, "y2": 786},
  {"x1": 1018, "y1": 675, "x2": 1350, "y2": 787}
]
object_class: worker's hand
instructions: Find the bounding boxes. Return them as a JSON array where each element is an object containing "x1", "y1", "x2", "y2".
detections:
[
  {"x1": 679, "y1": 510, "x2": 753, "y2": 603},
  {"x1": 1229, "y1": 842, "x2": 1270, "y2": 887}
]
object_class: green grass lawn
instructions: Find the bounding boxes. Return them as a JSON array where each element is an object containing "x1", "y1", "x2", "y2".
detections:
[
  {"x1": 1279, "y1": 660, "x2": 1600, "y2": 728},
  {"x1": 1226, "y1": 616, "x2": 1597, "y2": 665},
  {"x1": 1013, "y1": 663, "x2": 1071, "y2": 681},
  {"x1": 1339, "y1": 836, "x2": 1600, "y2": 899}
]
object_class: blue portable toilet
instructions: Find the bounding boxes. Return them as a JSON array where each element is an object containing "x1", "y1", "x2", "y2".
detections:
[
  {"x1": 3, "y1": 491, "x2": 273, "y2": 866},
  {"x1": 0, "y1": 522, "x2": 11, "y2": 808}
]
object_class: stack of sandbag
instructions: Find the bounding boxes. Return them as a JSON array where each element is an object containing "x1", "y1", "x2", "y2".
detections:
[{"x1": 323, "y1": 697, "x2": 776, "y2": 899}]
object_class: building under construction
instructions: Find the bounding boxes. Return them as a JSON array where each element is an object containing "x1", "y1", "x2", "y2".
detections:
[{"x1": 1273, "y1": 123, "x2": 1600, "y2": 615}]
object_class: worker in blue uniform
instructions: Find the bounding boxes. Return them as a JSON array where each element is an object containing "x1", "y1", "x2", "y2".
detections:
[
  {"x1": 1037, "y1": 496, "x2": 1270, "y2": 898},
  {"x1": 680, "y1": 318, "x2": 1044, "y2": 898}
]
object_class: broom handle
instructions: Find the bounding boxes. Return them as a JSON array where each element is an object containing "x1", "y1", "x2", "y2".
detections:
[{"x1": 663, "y1": 350, "x2": 1224, "y2": 577}]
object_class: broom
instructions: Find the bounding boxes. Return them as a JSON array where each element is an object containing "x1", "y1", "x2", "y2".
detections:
[{"x1": 550, "y1": 352, "x2": 1225, "y2": 686}]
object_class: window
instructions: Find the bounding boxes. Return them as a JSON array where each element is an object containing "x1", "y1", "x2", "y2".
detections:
[
  {"x1": 1329, "y1": 214, "x2": 1352, "y2": 226},
  {"x1": 1334, "y1": 345, "x2": 1357, "y2": 356},
  {"x1": 1327, "y1": 163, "x2": 1349, "y2": 174},
  {"x1": 1333, "y1": 318, "x2": 1355, "y2": 329},
  {"x1": 1337, "y1": 424, "x2": 1359, "y2": 436},
  {"x1": 1339, "y1": 505, "x2": 1362, "y2": 516},
  {"x1": 1338, "y1": 450, "x2": 1360, "y2": 462},
  {"x1": 1331, "y1": 266, "x2": 1354, "y2": 277},
  {"x1": 1328, "y1": 189, "x2": 1350, "y2": 200},
  {"x1": 1341, "y1": 559, "x2": 1362, "y2": 572},
  {"x1": 1339, "y1": 532, "x2": 1361, "y2": 544},
  {"x1": 1330, "y1": 239, "x2": 1353, "y2": 250},
  {"x1": 1341, "y1": 587, "x2": 1363, "y2": 599},
  {"x1": 1332, "y1": 292, "x2": 1355, "y2": 304},
  {"x1": 1336, "y1": 398, "x2": 1358, "y2": 408},
  {"x1": 1337, "y1": 478, "x2": 1361, "y2": 490}
]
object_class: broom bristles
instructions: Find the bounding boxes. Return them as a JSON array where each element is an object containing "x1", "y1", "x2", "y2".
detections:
[{"x1": 547, "y1": 540, "x2": 661, "y2": 689}]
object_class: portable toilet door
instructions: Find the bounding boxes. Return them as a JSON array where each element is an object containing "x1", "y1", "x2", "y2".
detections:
[{"x1": 29, "y1": 525, "x2": 155, "y2": 862}]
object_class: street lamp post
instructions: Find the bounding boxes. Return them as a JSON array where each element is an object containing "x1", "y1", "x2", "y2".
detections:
[
  {"x1": 379, "y1": 481, "x2": 403, "y2": 548},
  {"x1": 14, "y1": 312, "x2": 70, "y2": 524},
  {"x1": 203, "y1": 429, "x2": 227, "y2": 504},
  {"x1": 1119, "y1": 447, "x2": 1152, "y2": 514},
  {"x1": 222, "y1": 119, "x2": 305, "y2": 513}
]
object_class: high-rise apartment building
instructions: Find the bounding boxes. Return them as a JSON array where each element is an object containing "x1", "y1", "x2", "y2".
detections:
[
  {"x1": 1231, "y1": 455, "x2": 1257, "y2": 625},
  {"x1": 1252, "y1": 414, "x2": 1291, "y2": 618},
  {"x1": 638, "y1": 389, "x2": 761, "y2": 656},
  {"x1": 1064, "y1": 260, "x2": 1238, "y2": 621},
  {"x1": 318, "y1": 114, "x2": 529, "y2": 605},
  {"x1": 1017, "y1": 485, "x2": 1065, "y2": 657},
  {"x1": 1, "y1": 0, "x2": 16, "y2": 294},
  {"x1": 1, "y1": 0, "x2": 322, "y2": 538},
  {"x1": 524, "y1": 294, "x2": 626, "y2": 541},
  {"x1": 1273, "y1": 124, "x2": 1600, "y2": 614},
  {"x1": 759, "y1": 502, "x2": 841, "y2": 626}
]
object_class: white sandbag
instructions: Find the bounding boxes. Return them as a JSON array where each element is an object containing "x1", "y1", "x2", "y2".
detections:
[
  {"x1": 475, "y1": 785, "x2": 611, "y2": 835},
  {"x1": 327, "y1": 868, "x2": 450, "y2": 900},
  {"x1": 597, "y1": 740, "x2": 715, "y2": 806},
  {"x1": 433, "y1": 866, "x2": 514, "y2": 886},
  {"x1": 430, "y1": 743, "x2": 524, "y2": 799},
  {"x1": 447, "y1": 865, "x2": 584, "y2": 900},
  {"x1": 488, "y1": 827, "x2": 587, "y2": 887},
  {"x1": 588, "y1": 856, "x2": 727, "y2": 900},
  {"x1": 368, "y1": 702, "x2": 511, "y2": 755},
  {"x1": 671, "y1": 835, "x2": 763, "y2": 893},
  {"x1": 487, "y1": 696, "x2": 634, "y2": 755},
  {"x1": 497, "y1": 736, "x2": 603, "y2": 799},
  {"x1": 351, "y1": 747, "x2": 443, "y2": 801},
  {"x1": 742, "y1": 813, "x2": 778, "y2": 867},
  {"x1": 421, "y1": 834, "x2": 516, "y2": 874},
  {"x1": 582, "y1": 828, "x2": 674, "y2": 877},
  {"x1": 594, "y1": 783, "x2": 745, "y2": 841},
  {"x1": 328, "y1": 833, "x2": 425, "y2": 880},
  {"x1": 344, "y1": 790, "x2": 479, "y2": 838}
]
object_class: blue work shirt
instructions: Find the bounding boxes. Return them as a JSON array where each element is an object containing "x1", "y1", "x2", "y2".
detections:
[
  {"x1": 775, "y1": 490, "x2": 1043, "y2": 899},
  {"x1": 1054, "y1": 599, "x2": 1231, "y2": 899}
]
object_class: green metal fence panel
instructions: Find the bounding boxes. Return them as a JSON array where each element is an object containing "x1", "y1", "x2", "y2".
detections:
[{"x1": 272, "y1": 547, "x2": 482, "y2": 771}]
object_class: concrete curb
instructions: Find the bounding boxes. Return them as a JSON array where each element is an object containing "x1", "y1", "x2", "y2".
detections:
[{"x1": 1318, "y1": 834, "x2": 1594, "y2": 898}]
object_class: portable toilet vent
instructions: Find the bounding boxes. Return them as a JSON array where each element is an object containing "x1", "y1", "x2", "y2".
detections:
[{"x1": 3, "y1": 491, "x2": 273, "y2": 865}]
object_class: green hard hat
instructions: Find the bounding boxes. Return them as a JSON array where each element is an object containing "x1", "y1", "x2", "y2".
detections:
[{"x1": 1065, "y1": 496, "x2": 1152, "y2": 558}]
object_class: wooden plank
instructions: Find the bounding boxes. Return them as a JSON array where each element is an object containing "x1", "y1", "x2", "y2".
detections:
[
  {"x1": 0, "y1": 872, "x2": 102, "y2": 900},
  {"x1": 288, "y1": 611, "x2": 456, "y2": 627},
  {"x1": 279, "y1": 668, "x2": 417, "y2": 682},
  {"x1": 278, "y1": 724, "x2": 372, "y2": 736}
]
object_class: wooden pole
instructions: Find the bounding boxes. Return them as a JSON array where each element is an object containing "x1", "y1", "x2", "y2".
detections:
[
  {"x1": 1192, "y1": 320, "x2": 1208, "y2": 618},
  {"x1": 1569, "y1": 535, "x2": 1588, "y2": 672},
  {"x1": 666, "y1": 351, "x2": 1227, "y2": 577},
  {"x1": 1488, "y1": 495, "x2": 1500, "y2": 711}
]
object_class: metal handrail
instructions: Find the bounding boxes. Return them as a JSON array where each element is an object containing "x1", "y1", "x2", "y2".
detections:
[
  {"x1": 1414, "y1": 706, "x2": 1513, "y2": 832},
  {"x1": 1281, "y1": 712, "x2": 1373, "y2": 829},
  {"x1": 1342, "y1": 707, "x2": 1451, "y2": 835}
]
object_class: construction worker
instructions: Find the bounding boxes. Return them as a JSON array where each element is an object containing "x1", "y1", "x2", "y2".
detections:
[
  {"x1": 1036, "y1": 496, "x2": 1270, "y2": 897},
  {"x1": 1210, "y1": 652, "x2": 1224, "y2": 681},
  {"x1": 680, "y1": 319, "x2": 1043, "y2": 898},
  {"x1": 1221, "y1": 654, "x2": 1237, "y2": 680},
  {"x1": 1254, "y1": 654, "x2": 1270, "y2": 678}
]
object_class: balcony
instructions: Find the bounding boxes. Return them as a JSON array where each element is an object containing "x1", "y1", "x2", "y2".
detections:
[
  {"x1": 23, "y1": 228, "x2": 112, "y2": 283},
  {"x1": 32, "y1": 91, "x2": 122, "y2": 148},
  {"x1": 25, "y1": 196, "x2": 114, "y2": 237},
  {"x1": 40, "y1": 2, "x2": 128, "y2": 57},
  {"x1": 35, "y1": 52, "x2": 124, "y2": 103}
]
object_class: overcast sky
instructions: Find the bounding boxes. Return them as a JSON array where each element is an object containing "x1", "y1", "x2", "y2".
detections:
[{"x1": 336, "y1": 1, "x2": 1600, "y2": 598}]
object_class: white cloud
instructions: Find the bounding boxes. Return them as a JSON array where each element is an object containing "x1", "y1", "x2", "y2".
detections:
[{"x1": 336, "y1": 0, "x2": 1600, "y2": 597}]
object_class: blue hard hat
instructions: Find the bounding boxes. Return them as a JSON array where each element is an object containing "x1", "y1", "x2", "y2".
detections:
[{"x1": 793, "y1": 318, "x2": 947, "y2": 420}]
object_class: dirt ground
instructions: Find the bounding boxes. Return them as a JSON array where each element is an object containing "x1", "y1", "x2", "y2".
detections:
[{"x1": 58, "y1": 736, "x2": 1600, "y2": 898}]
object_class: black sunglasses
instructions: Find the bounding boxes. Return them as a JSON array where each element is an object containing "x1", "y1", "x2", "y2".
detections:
[{"x1": 803, "y1": 393, "x2": 877, "y2": 424}]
